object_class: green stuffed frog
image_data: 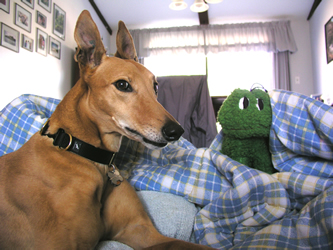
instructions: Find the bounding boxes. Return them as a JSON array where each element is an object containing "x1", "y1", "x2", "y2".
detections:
[{"x1": 217, "y1": 87, "x2": 275, "y2": 174}]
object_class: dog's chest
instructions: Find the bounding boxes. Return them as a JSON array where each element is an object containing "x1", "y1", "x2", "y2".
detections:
[{"x1": 0, "y1": 135, "x2": 108, "y2": 247}]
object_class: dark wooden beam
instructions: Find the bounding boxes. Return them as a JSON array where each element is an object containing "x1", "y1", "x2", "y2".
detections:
[
  {"x1": 307, "y1": 0, "x2": 322, "y2": 21},
  {"x1": 199, "y1": 11, "x2": 209, "y2": 25},
  {"x1": 89, "y1": 0, "x2": 113, "y2": 35}
]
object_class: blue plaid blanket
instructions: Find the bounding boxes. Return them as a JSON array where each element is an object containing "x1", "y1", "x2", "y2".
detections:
[{"x1": 1, "y1": 90, "x2": 333, "y2": 249}]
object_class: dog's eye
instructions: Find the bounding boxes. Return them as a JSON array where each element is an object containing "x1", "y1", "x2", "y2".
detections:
[
  {"x1": 114, "y1": 80, "x2": 132, "y2": 92},
  {"x1": 154, "y1": 82, "x2": 158, "y2": 95}
]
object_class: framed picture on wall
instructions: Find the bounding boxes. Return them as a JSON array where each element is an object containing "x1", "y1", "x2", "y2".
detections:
[
  {"x1": 21, "y1": 0, "x2": 34, "y2": 9},
  {"x1": 38, "y1": 0, "x2": 51, "y2": 13},
  {"x1": 21, "y1": 33, "x2": 33, "y2": 52},
  {"x1": 36, "y1": 28, "x2": 47, "y2": 56},
  {"x1": 36, "y1": 10, "x2": 47, "y2": 28},
  {"x1": 0, "y1": 0, "x2": 10, "y2": 13},
  {"x1": 48, "y1": 36, "x2": 61, "y2": 59},
  {"x1": 0, "y1": 23, "x2": 19, "y2": 53},
  {"x1": 325, "y1": 16, "x2": 333, "y2": 64},
  {"x1": 14, "y1": 3, "x2": 32, "y2": 33},
  {"x1": 53, "y1": 4, "x2": 66, "y2": 40}
]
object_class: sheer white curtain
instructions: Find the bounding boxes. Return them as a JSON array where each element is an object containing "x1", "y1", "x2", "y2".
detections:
[
  {"x1": 130, "y1": 20, "x2": 297, "y2": 90},
  {"x1": 131, "y1": 26, "x2": 206, "y2": 57},
  {"x1": 204, "y1": 21, "x2": 297, "y2": 54},
  {"x1": 130, "y1": 21, "x2": 297, "y2": 56}
]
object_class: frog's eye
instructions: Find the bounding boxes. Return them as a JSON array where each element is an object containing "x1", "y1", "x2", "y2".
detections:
[
  {"x1": 239, "y1": 97, "x2": 249, "y2": 110},
  {"x1": 256, "y1": 98, "x2": 264, "y2": 111}
]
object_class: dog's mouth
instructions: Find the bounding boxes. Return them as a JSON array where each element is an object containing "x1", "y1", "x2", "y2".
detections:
[{"x1": 125, "y1": 127, "x2": 167, "y2": 148}]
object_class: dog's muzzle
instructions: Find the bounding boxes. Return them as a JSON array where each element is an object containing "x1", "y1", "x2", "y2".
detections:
[{"x1": 126, "y1": 120, "x2": 184, "y2": 148}]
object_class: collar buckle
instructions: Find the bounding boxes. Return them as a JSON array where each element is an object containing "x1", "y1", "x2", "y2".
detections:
[{"x1": 53, "y1": 129, "x2": 73, "y2": 150}]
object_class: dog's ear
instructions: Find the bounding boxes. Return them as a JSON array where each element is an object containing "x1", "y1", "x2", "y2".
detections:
[
  {"x1": 114, "y1": 21, "x2": 138, "y2": 62},
  {"x1": 74, "y1": 10, "x2": 106, "y2": 67}
]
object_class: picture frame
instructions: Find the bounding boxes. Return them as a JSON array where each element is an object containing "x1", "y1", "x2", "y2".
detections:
[
  {"x1": 14, "y1": 3, "x2": 32, "y2": 33},
  {"x1": 48, "y1": 36, "x2": 61, "y2": 59},
  {"x1": 53, "y1": 3, "x2": 65, "y2": 40},
  {"x1": 21, "y1": 0, "x2": 34, "y2": 9},
  {"x1": 325, "y1": 16, "x2": 333, "y2": 64},
  {"x1": 38, "y1": 0, "x2": 51, "y2": 13},
  {"x1": 21, "y1": 33, "x2": 33, "y2": 52},
  {"x1": 0, "y1": 23, "x2": 19, "y2": 53},
  {"x1": 36, "y1": 10, "x2": 47, "y2": 28},
  {"x1": 0, "y1": 0, "x2": 10, "y2": 13},
  {"x1": 36, "y1": 28, "x2": 47, "y2": 56}
]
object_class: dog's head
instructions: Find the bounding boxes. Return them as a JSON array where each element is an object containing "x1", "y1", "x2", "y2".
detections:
[{"x1": 73, "y1": 10, "x2": 184, "y2": 152}]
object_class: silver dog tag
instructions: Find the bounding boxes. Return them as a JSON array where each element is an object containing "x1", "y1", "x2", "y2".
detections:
[{"x1": 108, "y1": 165, "x2": 124, "y2": 186}]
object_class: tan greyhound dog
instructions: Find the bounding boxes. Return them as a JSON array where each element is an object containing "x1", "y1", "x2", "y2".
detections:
[{"x1": 0, "y1": 10, "x2": 212, "y2": 250}]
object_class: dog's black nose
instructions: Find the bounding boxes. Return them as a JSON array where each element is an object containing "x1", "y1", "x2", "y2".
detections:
[{"x1": 162, "y1": 121, "x2": 184, "y2": 142}]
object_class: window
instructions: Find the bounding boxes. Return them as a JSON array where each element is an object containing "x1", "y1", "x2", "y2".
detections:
[
  {"x1": 144, "y1": 51, "x2": 274, "y2": 96},
  {"x1": 144, "y1": 54, "x2": 206, "y2": 77},
  {"x1": 207, "y1": 51, "x2": 274, "y2": 96}
]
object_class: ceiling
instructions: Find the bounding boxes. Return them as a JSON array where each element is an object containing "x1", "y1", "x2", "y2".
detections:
[{"x1": 92, "y1": 0, "x2": 316, "y2": 34}]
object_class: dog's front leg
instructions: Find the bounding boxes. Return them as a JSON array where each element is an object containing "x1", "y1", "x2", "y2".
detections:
[{"x1": 101, "y1": 180, "x2": 173, "y2": 249}]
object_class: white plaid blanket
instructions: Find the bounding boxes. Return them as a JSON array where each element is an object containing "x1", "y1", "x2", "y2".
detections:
[{"x1": 1, "y1": 90, "x2": 332, "y2": 249}]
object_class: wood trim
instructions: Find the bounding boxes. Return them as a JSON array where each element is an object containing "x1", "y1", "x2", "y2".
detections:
[
  {"x1": 89, "y1": 0, "x2": 113, "y2": 35},
  {"x1": 199, "y1": 11, "x2": 209, "y2": 25},
  {"x1": 307, "y1": 0, "x2": 322, "y2": 21}
]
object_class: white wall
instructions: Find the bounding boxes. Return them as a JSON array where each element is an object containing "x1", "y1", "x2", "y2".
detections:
[
  {"x1": 0, "y1": 0, "x2": 110, "y2": 109},
  {"x1": 309, "y1": 0, "x2": 333, "y2": 105},
  {"x1": 289, "y1": 19, "x2": 315, "y2": 95}
]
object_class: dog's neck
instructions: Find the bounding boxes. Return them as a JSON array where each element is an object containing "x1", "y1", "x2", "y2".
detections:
[{"x1": 47, "y1": 81, "x2": 123, "y2": 153}]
